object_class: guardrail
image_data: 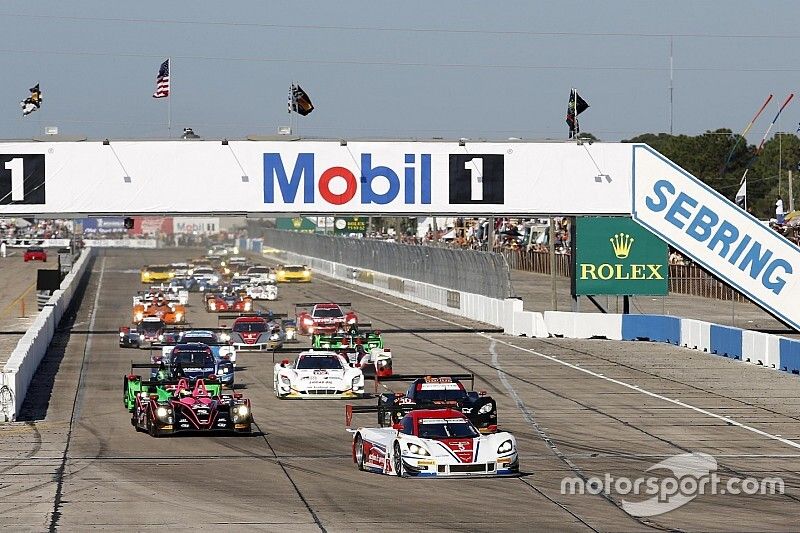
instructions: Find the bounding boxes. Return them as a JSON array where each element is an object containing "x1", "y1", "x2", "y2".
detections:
[{"x1": 0, "y1": 248, "x2": 94, "y2": 421}]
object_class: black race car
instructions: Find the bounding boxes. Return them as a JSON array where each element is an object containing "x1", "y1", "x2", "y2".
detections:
[
  {"x1": 366, "y1": 374, "x2": 498, "y2": 433},
  {"x1": 119, "y1": 317, "x2": 166, "y2": 348}
]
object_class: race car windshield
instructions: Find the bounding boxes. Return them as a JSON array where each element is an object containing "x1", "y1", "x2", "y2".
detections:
[
  {"x1": 233, "y1": 321, "x2": 267, "y2": 332},
  {"x1": 141, "y1": 322, "x2": 162, "y2": 334},
  {"x1": 313, "y1": 308, "x2": 343, "y2": 318},
  {"x1": 249, "y1": 267, "x2": 270, "y2": 274},
  {"x1": 418, "y1": 419, "x2": 479, "y2": 439},
  {"x1": 174, "y1": 352, "x2": 214, "y2": 367},
  {"x1": 148, "y1": 266, "x2": 170, "y2": 273},
  {"x1": 285, "y1": 266, "x2": 306, "y2": 272},
  {"x1": 183, "y1": 335, "x2": 221, "y2": 345},
  {"x1": 296, "y1": 355, "x2": 343, "y2": 370},
  {"x1": 194, "y1": 268, "x2": 214, "y2": 274},
  {"x1": 413, "y1": 383, "x2": 468, "y2": 402}
]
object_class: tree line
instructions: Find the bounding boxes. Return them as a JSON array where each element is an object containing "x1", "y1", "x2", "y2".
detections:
[{"x1": 616, "y1": 130, "x2": 800, "y2": 219}]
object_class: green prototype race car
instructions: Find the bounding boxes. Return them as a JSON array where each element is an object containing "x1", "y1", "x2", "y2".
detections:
[
  {"x1": 123, "y1": 363, "x2": 223, "y2": 412},
  {"x1": 311, "y1": 331, "x2": 393, "y2": 378}
]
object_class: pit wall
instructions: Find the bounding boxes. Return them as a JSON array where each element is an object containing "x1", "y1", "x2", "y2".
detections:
[
  {"x1": 0, "y1": 248, "x2": 94, "y2": 421},
  {"x1": 272, "y1": 248, "x2": 799, "y2": 379}
]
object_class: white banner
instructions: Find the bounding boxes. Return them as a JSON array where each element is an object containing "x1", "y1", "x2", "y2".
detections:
[
  {"x1": 83, "y1": 238, "x2": 157, "y2": 248},
  {"x1": 632, "y1": 145, "x2": 800, "y2": 330},
  {"x1": 0, "y1": 140, "x2": 633, "y2": 215},
  {"x1": 173, "y1": 217, "x2": 220, "y2": 234}
]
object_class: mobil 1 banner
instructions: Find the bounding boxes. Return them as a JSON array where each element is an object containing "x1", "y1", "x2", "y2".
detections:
[
  {"x1": 631, "y1": 144, "x2": 800, "y2": 330},
  {"x1": 0, "y1": 154, "x2": 45, "y2": 204},
  {"x1": 574, "y1": 216, "x2": 668, "y2": 296}
]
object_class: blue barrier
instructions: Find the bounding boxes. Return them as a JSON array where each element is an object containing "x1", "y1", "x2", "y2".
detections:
[
  {"x1": 621, "y1": 315, "x2": 681, "y2": 343},
  {"x1": 779, "y1": 338, "x2": 800, "y2": 373},
  {"x1": 709, "y1": 325, "x2": 742, "y2": 359}
]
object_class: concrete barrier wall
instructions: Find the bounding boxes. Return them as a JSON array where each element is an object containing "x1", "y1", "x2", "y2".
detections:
[{"x1": 1, "y1": 248, "x2": 94, "y2": 421}]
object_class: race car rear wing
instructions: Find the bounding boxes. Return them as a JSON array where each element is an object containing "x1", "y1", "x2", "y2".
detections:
[
  {"x1": 373, "y1": 373, "x2": 475, "y2": 393},
  {"x1": 294, "y1": 302, "x2": 352, "y2": 309}
]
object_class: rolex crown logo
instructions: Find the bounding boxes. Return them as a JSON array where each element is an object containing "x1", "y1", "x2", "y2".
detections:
[
  {"x1": 610, "y1": 233, "x2": 634, "y2": 259},
  {"x1": 292, "y1": 217, "x2": 302, "y2": 228}
]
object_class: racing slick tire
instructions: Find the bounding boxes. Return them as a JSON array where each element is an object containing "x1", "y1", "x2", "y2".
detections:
[
  {"x1": 354, "y1": 434, "x2": 365, "y2": 471},
  {"x1": 393, "y1": 442, "x2": 404, "y2": 477},
  {"x1": 147, "y1": 417, "x2": 163, "y2": 438}
]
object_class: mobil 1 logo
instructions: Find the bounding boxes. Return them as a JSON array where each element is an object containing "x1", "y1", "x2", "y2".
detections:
[
  {"x1": 0, "y1": 154, "x2": 46, "y2": 204},
  {"x1": 449, "y1": 154, "x2": 504, "y2": 204}
]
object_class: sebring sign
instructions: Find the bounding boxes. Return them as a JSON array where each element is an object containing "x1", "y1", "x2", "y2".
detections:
[
  {"x1": 574, "y1": 217, "x2": 668, "y2": 296},
  {"x1": 632, "y1": 145, "x2": 800, "y2": 330}
]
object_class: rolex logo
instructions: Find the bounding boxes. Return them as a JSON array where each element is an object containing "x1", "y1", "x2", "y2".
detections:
[
  {"x1": 610, "y1": 233, "x2": 634, "y2": 259},
  {"x1": 291, "y1": 217, "x2": 302, "y2": 228}
]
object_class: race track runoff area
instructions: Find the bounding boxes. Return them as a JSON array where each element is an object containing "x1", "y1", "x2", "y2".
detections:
[{"x1": 2, "y1": 248, "x2": 799, "y2": 531}]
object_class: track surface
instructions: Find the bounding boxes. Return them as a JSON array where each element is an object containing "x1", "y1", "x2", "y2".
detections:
[{"x1": 2, "y1": 248, "x2": 800, "y2": 531}]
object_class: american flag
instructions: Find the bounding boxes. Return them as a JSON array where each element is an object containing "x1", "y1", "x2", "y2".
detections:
[{"x1": 152, "y1": 59, "x2": 170, "y2": 98}]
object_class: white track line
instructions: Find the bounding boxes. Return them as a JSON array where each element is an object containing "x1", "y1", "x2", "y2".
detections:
[{"x1": 314, "y1": 271, "x2": 800, "y2": 452}]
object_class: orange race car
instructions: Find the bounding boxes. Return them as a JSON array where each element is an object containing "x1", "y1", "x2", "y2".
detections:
[{"x1": 132, "y1": 295, "x2": 186, "y2": 325}]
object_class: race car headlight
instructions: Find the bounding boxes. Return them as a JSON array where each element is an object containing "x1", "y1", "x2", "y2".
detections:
[
  {"x1": 135, "y1": 312, "x2": 144, "y2": 321},
  {"x1": 303, "y1": 271, "x2": 310, "y2": 277},
  {"x1": 119, "y1": 331, "x2": 125, "y2": 338},
  {"x1": 478, "y1": 402, "x2": 494, "y2": 415},
  {"x1": 158, "y1": 334, "x2": 164, "y2": 341},
  {"x1": 278, "y1": 270, "x2": 285, "y2": 276},
  {"x1": 156, "y1": 407, "x2": 172, "y2": 421},
  {"x1": 175, "y1": 312, "x2": 183, "y2": 321},
  {"x1": 199, "y1": 285, "x2": 205, "y2": 292},
  {"x1": 347, "y1": 317, "x2": 357, "y2": 324},
  {"x1": 235, "y1": 404, "x2": 249, "y2": 417},
  {"x1": 351, "y1": 376, "x2": 362, "y2": 390},
  {"x1": 224, "y1": 267, "x2": 230, "y2": 274},
  {"x1": 285, "y1": 329, "x2": 296, "y2": 340},
  {"x1": 497, "y1": 439, "x2": 513, "y2": 454},
  {"x1": 209, "y1": 301, "x2": 216, "y2": 310},
  {"x1": 280, "y1": 376, "x2": 291, "y2": 385},
  {"x1": 220, "y1": 333, "x2": 231, "y2": 342},
  {"x1": 233, "y1": 247, "x2": 239, "y2": 254},
  {"x1": 303, "y1": 318, "x2": 314, "y2": 326},
  {"x1": 221, "y1": 367, "x2": 229, "y2": 374},
  {"x1": 243, "y1": 302, "x2": 252, "y2": 311},
  {"x1": 406, "y1": 443, "x2": 430, "y2": 456},
  {"x1": 270, "y1": 333, "x2": 280, "y2": 341}
]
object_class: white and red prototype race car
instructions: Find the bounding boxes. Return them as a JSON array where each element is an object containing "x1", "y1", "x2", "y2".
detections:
[
  {"x1": 347, "y1": 408, "x2": 519, "y2": 477},
  {"x1": 295, "y1": 302, "x2": 357, "y2": 335},
  {"x1": 274, "y1": 351, "x2": 365, "y2": 399}
]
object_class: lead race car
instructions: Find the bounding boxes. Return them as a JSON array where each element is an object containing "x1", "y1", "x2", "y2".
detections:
[
  {"x1": 130, "y1": 378, "x2": 252, "y2": 437},
  {"x1": 347, "y1": 407, "x2": 519, "y2": 477},
  {"x1": 274, "y1": 351, "x2": 365, "y2": 399}
]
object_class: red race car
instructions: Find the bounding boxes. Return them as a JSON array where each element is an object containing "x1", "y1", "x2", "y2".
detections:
[
  {"x1": 205, "y1": 291, "x2": 253, "y2": 313},
  {"x1": 295, "y1": 302, "x2": 357, "y2": 335},
  {"x1": 23, "y1": 246, "x2": 47, "y2": 262}
]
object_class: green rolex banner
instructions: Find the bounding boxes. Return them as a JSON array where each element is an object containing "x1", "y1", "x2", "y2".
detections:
[{"x1": 574, "y1": 217, "x2": 668, "y2": 296}]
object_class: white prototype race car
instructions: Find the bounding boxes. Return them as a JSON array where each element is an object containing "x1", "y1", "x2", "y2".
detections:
[
  {"x1": 246, "y1": 280, "x2": 278, "y2": 301},
  {"x1": 348, "y1": 408, "x2": 519, "y2": 477},
  {"x1": 274, "y1": 351, "x2": 365, "y2": 399}
]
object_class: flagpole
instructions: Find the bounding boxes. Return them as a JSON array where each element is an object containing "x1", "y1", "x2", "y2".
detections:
[
  {"x1": 740, "y1": 93, "x2": 794, "y2": 189},
  {"x1": 168, "y1": 57, "x2": 172, "y2": 137}
]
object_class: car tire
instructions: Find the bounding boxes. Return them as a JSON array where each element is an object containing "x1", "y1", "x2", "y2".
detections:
[
  {"x1": 393, "y1": 442, "x2": 403, "y2": 477},
  {"x1": 148, "y1": 417, "x2": 162, "y2": 438},
  {"x1": 355, "y1": 434, "x2": 365, "y2": 471}
]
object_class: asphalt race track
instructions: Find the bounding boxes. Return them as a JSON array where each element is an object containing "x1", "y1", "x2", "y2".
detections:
[{"x1": 2, "y1": 248, "x2": 800, "y2": 531}]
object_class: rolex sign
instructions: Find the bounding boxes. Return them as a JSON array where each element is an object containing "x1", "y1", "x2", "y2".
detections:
[{"x1": 574, "y1": 217, "x2": 668, "y2": 296}]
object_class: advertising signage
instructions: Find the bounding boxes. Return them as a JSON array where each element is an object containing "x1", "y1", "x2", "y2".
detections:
[
  {"x1": 333, "y1": 217, "x2": 367, "y2": 235},
  {"x1": 574, "y1": 217, "x2": 668, "y2": 296}
]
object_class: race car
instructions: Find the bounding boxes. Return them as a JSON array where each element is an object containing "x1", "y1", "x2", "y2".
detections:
[
  {"x1": 23, "y1": 246, "x2": 47, "y2": 262},
  {"x1": 158, "y1": 337, "x2": 236, "y2": 388},
  {"x1": 148, "y1": 283, "x2": 189, "y2": 305},
  {"x1": 275, "y1": 264, "x2": 312, "y2": 283},
  {"x1": 119, "y1": 317, "x2": 166, "y2": 348},
  {"x1": 245, "y1": 280, "x2": 278, "y2": 301},
  {"x1": 132, "y1": 295, "x2": 186, "y2": 325},
  {"x1": 347, "y1": 408, "x2": 518, "y2": 477},
  {"x1": 169, "y1": 262, "x2": 193, "y2": 277},
  {"x1": 204, "y1": 291, "x2": 253, "y2": 313},
  {"x1": 312, "y1": 331, "x2": 392, "y2": 377},
  {"x1": 185, "y1": 266, "x2": 220, "y2": 292},
  {"x1": 130, "y1": 378, "x2": 252, "y2": 437},
  {"x1": 227, "y1": 314, "x2": 285, "y2": 350},
  {"x1": 140, "y1": 264, "x2": 173, "y2": 284},
  {"x1": 273, "y1": 351, "x2": 365, "y2": 399},
  {"x1": 366, "y1": 374, "x2": 497, "y2": 432},
  {"x1": 245, "y1": 265, "x2": 275, "y2": 283},
  {"x1": 295, "y1": 302, "x2": 358, "y2": 335}
]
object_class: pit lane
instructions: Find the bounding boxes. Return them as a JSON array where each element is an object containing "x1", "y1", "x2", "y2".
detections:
[{"x1": 1, "y1": 248, "x2": 800, "y2": 531}]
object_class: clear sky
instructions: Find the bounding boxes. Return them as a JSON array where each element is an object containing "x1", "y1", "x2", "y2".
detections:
[{"x1": 1, "y1": 1, "x2": 799, "y2": 142}]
